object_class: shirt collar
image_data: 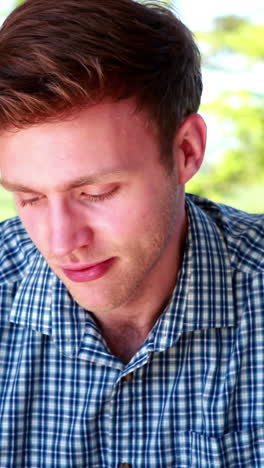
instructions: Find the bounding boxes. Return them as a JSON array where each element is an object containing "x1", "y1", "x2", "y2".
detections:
[
  {"x1": 8, "y1": 195, "x2": 236, "y2": 358},
  {"x1": 184, "y1": 196, "x2": 236, "y2": 329},
  {"x1": 8, "y1": 250, "x2": 53, "y2": 335},
  {"x1": 149, "y1": 195, "x2": 236, "y2": 352}
]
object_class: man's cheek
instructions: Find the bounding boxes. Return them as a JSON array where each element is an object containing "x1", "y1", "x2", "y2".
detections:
[{"x1": 20, "y1": 213, "x2": 47, "y2": 247}]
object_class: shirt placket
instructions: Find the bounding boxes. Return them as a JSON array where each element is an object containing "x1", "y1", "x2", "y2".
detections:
[{"x1": 98, "y1": 349, "x2": 149, "y2": 468}]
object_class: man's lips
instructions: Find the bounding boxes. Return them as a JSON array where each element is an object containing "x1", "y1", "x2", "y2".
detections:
[{"x1": 61, "y1": 258, "x2": 116, "y2": 283}]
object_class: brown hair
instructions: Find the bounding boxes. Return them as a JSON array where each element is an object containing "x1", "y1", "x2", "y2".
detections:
[{"x1": 0, "y1": 0, "x2": 202, "y2": 165}]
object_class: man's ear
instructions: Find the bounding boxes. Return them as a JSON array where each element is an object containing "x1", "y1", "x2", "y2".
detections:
[{"x1": 172, "y1": 114, "x2": 207, "y2": 185}]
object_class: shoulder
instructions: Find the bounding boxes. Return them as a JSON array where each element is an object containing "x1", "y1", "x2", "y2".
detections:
[
  {"x1": 187, "y1": 194, "x2": 264, "y2": 274},
  {"x1": 0, "y1": 216, "x2": 37, "y2": 283}
]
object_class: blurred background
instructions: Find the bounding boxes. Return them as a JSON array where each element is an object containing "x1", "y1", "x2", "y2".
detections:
[{"x1": 0, "y1": 0, "x2": 263, "y2": 221}]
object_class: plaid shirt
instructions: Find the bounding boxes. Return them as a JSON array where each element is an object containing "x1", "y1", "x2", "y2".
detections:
[{"x1": 0, "y1": 194, "x2": 263, "y2": 468}]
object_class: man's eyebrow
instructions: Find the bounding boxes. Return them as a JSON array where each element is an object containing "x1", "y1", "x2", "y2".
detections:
[
  {"x1": 0, "y1": 170, "x2": 126, "y2": 193},
  {"x1": 0, "y1": 179, "x2": 38, "y2": 193}
]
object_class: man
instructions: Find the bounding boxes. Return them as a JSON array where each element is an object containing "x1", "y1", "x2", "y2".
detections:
[{"x1": 0, "y1": 0, "x2": 263, "y2": 466}]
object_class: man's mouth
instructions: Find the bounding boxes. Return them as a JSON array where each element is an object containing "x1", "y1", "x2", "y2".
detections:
[{"x1": 61, "y1": 258, "x2": 116, "y2": 283}]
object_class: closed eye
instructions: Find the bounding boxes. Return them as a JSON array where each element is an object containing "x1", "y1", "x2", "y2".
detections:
[
  {"x1": 80, "y1": 186, "x2": 119, "y2": 202},
  {"x1": 18, "y1": 186, "x2": 119, "y2": 207},
  {"x1": 19, "y1": 196, "x2": 44, "y2": 207}
]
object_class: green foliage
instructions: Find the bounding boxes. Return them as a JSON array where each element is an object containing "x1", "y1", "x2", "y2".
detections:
[
  {"x1": 198, "y1": 17, "x2": 264, "y2": 62},
  {"x1": 188, "y1": 17, "x2": 264, "y2": 212},
  {"x1": 198, "y1": 90, "x2": 264, "y2": 186},
  {"x1": 0, "y1": 187, "x2": 17, "y2": 222}
]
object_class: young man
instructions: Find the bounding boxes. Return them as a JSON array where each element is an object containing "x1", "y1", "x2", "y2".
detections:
[{"x1": 0, "y1": 1, "x2": 263, "y2": 466}]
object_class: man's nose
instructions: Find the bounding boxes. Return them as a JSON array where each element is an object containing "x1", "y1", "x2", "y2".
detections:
[{"x1": 48, "y1": 199, "x2": 93, "y2": 257}]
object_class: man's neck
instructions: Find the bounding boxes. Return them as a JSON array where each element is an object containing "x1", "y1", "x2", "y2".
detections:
[
  {"x1": 93, "y1": 217, "x2": 188, "y2": 363},
  {"x1": 99, "y1": 321, "x2": 151, "y2": 364}
]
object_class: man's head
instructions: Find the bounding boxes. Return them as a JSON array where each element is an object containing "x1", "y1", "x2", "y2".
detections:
[
  {"x1": 0, "y1": 0, "x2": 202, "y2": 167},
  {"x1": 0, "y1": 0, "x2": 206, "y2": 318}
]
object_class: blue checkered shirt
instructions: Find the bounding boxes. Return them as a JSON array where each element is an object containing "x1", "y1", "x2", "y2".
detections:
[{"x1": 0, "y1": 194, "x2": 263, "y2": 467}]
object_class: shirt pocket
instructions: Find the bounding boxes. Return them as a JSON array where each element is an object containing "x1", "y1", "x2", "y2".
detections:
[{"x1": 176, "y1": 427, "x2": 264, "y2": 468}]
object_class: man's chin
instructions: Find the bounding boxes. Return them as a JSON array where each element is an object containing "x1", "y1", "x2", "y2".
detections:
[
  {"x1": 54, "y1": 272, "x2": 121, "y2": 313},
  {"x1": 66, "y1": 287, "x2": 123, "y2": 314}
]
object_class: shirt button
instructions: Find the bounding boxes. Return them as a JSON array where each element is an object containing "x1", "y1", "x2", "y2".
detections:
[
  {"x1": 119, "y1": 464, "x2": 132, "y2": 468},
  {"x1": 122, "y1": 373, "x2": 133, "y2": 383}
]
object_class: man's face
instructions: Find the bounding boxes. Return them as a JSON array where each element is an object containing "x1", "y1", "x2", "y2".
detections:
[{"x1": 0, "y1": 99, "x2": 185, "y2": 315}]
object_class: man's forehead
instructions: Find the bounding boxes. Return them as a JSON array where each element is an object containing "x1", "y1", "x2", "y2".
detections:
[{"x1": 0, "y1": 97, "x2": 163, "y2": 197}]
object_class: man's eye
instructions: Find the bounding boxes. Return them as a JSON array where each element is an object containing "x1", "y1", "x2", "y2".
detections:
[
  {"x1": 18, "y1": 187, "x2": 119, "y2": 207},
  {"x1": 80, "y1": 186, "x2": 118, "y2": 202},
  {"x1": 20, "y1": 197, "x2": 42, "y2": 207}
]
